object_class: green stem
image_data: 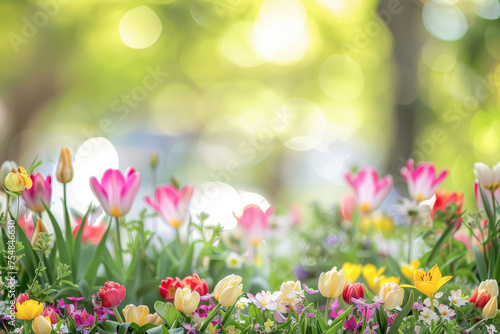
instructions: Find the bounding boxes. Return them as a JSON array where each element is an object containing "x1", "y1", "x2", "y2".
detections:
[
  {"x1": 23, "y1": 320, "x2": 31, "y2": 334},
  {"x1": 114, "y1": 216, "x2": 124, "y2": 269},
  {"x1": 360, "y1": 307, "x2": 368, "y2": 333},
  {"x1": 200, "y1": 303, "x2": 222, "y2": 332},
  {"x1": 430, "y1": 296, "x2": 435, "y2": 331},
  {"x1": 408, "y1": 218, "x2": 415, "y2": 264},
  {"x1": 4, "y1": 193, "x2": 9, "y2": 223},
  {"x1": 176, "y1": 227, "x2": 184, "y2": 256},
  {"x1": 113, "y1": 307, "x2": 124, "y2": 323},
  {"x1": 324, "y1": 297, "x2": 331, "y2": 322}
]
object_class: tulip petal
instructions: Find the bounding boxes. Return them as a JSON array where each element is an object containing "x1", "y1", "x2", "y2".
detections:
[{"x1": 90, "y1": 177, "x2": 111, "y2": 215}]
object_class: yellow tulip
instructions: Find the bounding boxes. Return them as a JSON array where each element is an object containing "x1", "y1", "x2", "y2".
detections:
[
  {"x1": 318, "y1": 267, "x2": 346, "y2": 298},
  {"x1": 359, "y1": 215, "x2": 395, "y2": 234},
  {"x1": 362, "y1": 264, "x2": 385, "y2": 293},
  {"x1": 32, "y1": 315, "x2": 52, "y2": 334},
  {"x1": 123, "y1": 304, "x2": 165, "y2": 326},
  {"x1": 31, "y1": 218, "x2": 47, "y2": 247},
  {"x1": 15, "y1": 299, "x2": 44, "y2": 320},
  {"x1": 378, "y1": 282, "x2": 404, "y2": 310},
  {"x1": 483, "y1": 296, "x2": 498, "y2": 319},
  {"x1": 56, "y1": 146, "x2": 73, "y2": 184},
  {"x1": 401, "y1": 264, "x2": 453, "y2": 298},
  {"x1": 214, "y1": 274, "x2": 243, "y2": 307},
  {"x1": 342, "y1": 262, "x2": 362, "y2": 283},
  {"x1": 5, "y1": 167, "x2": 32, "y2": 192},
  {"x1": 380, "y1": 275, "x2": 400, "y2": 288},
  {"x1": 174, "y1": 287, "x2": 200, "y2": 315},
  {"x1": 401, "y1": 260, "x2": 420, "y2": 281}
]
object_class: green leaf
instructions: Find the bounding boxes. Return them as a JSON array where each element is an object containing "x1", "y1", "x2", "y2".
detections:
[
  {"x1": 478, "y1": 183, "x2": 493, "y2": 221},
  {"x1": 474, "y1": 245, "x2": 488, "y2": 281},
  {"x1": 83, "y1": 222, "x2": 111, "y2": 287},
  {"x1": 249, "y1": 304, "x2": 262, "y2": 324},
  {"x1": 375, "y1": 306, "x2": 388, "y2": 334},
  {"x1": 73, "y1": 204, "x2": 92, "y2": 279},
  {"x1": 329, "y1": 305, "x2": 352, "y2": 328},
  {"x1": 387, "y1": 291, "x2": 414, "y2": 334},
  {"x1": 425, "y1": 222, "x2": 455, "y2": 268},
  {"x1": 43, "y1": 201, "x2": 71, "y2": 267},
  {"x1": 16, "y1": 221, "x2": 38, "y2": 279},
  {"x1": 159, "y1": 302, "x2": 181, "y2": 328},
  {"x1": 96, "y1": 321, "x2": 119, "y2": 334}
]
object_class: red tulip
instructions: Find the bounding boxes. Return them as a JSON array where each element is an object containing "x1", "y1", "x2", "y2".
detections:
[
  {"x1": 470, "y1": 287, "x2": 492, "y2": 308},
  {"x1": 42, "y1": 306, "x2": 58, "y2": 324},
  {"x1": 72, "y1": 218, "x2": 107, "y2": 244},
  {"x1": 431, "y1": 190, "x2": 463, "y2": 230},
  {"x1": 181, "y1": 274, "x2": 209, "y2": 296},
  {"x1": 342, "y1": 283, "x2": 364, "y2": 304},
  {"x1": 159, "y1": 277, "x2": 183, "y2": 302},
  {"x1": 99, "y1": 281, "x2": 126, "y2": 308}
]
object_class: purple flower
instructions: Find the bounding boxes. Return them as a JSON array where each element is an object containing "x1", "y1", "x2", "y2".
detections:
[
  {"x1": 295, "y1": 265, "x2": 308, "y2": 281},
  {"x1": 323, "y1": 235, "x2": 339, "y2": 246},
  {"x1": 344, "y1": 316, "x2": 362, "y2": 331},
  {"x1": 67, "y1": 296, "x2": 85, "y2": 308},
  {"x1": 302, "y1": 284, "x2": 319, "y2": 295}
]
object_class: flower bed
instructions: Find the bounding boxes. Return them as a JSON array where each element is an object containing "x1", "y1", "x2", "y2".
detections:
[{"x1": 1, "y1": 150, "x2": 499, "y2": 333}]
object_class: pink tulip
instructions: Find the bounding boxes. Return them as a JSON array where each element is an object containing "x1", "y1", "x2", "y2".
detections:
[
  {"x1": 21, "y1": 174, "x2": 51, "y2": 213},
  {"x1": 89, "y1": 168, "x2": 141, "y2": 218},
  {"x1": 145, "y1": 184, "x2": 193, "y2": 229},
  {"x1": 345, "y1": 167, "x2": 392, "y2": 213},
  {"x1": 18, "y1": 216, "x2": 35, "y2": 240},
  {"x1": 340, "y1": 192, "x2": 356, "y2": 222},
  {"x1": 401, "y1": 159, "x2": 448, "y2": 202},
  {"x1": 234, "y1": 205, "x2": 274, "y2": 246}
]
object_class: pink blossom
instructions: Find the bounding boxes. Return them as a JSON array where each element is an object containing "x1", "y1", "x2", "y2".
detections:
[
  {"x1": 234, "y1": 205, "x2": 274, "y2": 246},
  {"x1": 21, "y1": 174, "x2": 51, "y2": 213},
  {"x1": 72, "y1": 218, "x2": 107, "y2": 244},
  {"x1": 145, "y1": 184, "x2": 193, "y2": 229},
  {"x1": 401, "y1": 159, "x2": 448, "y2": 202},
  {"x1": 90, "y1": 168, "x2": 141, "y2": 217},
  {"x1": 345, "y1": 167, "x2": 392, "y2": 213}
]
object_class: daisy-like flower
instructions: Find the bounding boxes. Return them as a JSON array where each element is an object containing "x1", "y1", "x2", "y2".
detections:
[
  {"x1": 448, "y1": 290, "x2": 466, "y2": 307},
  {"x1": 437, "y1": 304, "x2": 455, "y2": 320},
  {"x1": 391, "y1": 197, "x2": 435, "y2": 226},
  {"x1": 247, "y1": 291, "x2": 282, "y2": 311},
  {"x1": 419, "y1": 307, "x2": 439, "y2": 324},
  {"x1": 486, "y1": 324, "x2": 497, "y2": 334},
  {"x1": 225, "y1": 252, "x2": 244, "y2": 269}
]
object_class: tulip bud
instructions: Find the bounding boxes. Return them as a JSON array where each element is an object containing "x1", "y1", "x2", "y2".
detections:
[
  {"x1": 480, "y1": 279, "x2": 499, "y2": 298},
  {"x1": 14, "y1": 293, "x2": 30, "y2": 311},
  {"x1": 378, "y1": 282, "x2": 404, "y2": 310},
  {"x1": 482, "y1": 296, "x2": 498, "y2": 319},
  {"x1": 342, "y1": 283, "x2": 364, "y2": 304},
  {"x1": 318, "y1": 267, "x2": 346, "y2": 298},
  {"x1": 32, "y1": 315, "x2": 52, "y2": 334},
  {"x1": 31, "y1": 219, "x2": 47, "y2": 247},
  {"x1": 56, "y1": 147, "x2": 73, "y2": 184},
  {"x1": 174, "y1": 287, "x2": 200, "y2": 315},
  {"x1": 150, "y1": 151, "x2": 159, "y2": 170},
  {"x1": 214, "y1": 274, "x2": 243, "y2": 307},
  {"x1": 5, "y1": 166, "x2": 32, "y2": 193},
  {"x1": 42, "y1": 307, "x2": 58, "y2": 325},
  {"x1": 99, "y1": 281, "x2": 126, "y2": 308}
]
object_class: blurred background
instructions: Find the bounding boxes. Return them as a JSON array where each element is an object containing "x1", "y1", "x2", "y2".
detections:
[{"x1": 1, "y1": 0, "x2": 500, "y2": 218}]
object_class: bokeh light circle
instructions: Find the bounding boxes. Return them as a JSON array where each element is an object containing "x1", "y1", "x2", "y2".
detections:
[
  {"x1": 253, "y1": 0, "x2": 309, "y2": 63},
  {"x1": 221, "y1": 21, "x2": 266, "y2": 67},
  {"x1": 422, "y1": 38, "x2": 456, "y2": 72},
  {"x1": 422, "y1": 1, "x2": 467, "y2": 41},
  {"x1": 119, "y1": 6, "x2": 163, "y2": 49},
  {"x1": 189, "y1": 182, "x2": 241, "y2": 229},
  {"x1": 71, "y1": 137, "x2": 119, "y2": 212},
  {"x1": 319, "y1": 55, "x2": 365, "y2": 101},
  {"x1": 275, "y1": 99, "x2": 327, "y2": 151}
]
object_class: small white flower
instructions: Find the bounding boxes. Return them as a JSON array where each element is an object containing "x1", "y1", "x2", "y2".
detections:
[
  {"x1": 486, "y1": 324, "x2": 497, "y2": 334},
  {"x1": 391, "y1": 197, "x2": 435, "y2": 226},
  {"x1": 419, "y1": 307, "x2": 439, "y2": 324},
  {"x1": 423, "y1": 298, "x2": 439, "y2": 308},
  {"x1": 236, "y1": 297, "x2": 250, "y2": 310},
  {"x1": 448, "y1": 290, "x2": 466, "y2": 307},
  {"x1": 438, "y1": 304, "x2": 455, "y2": 320},
  {"x1": 225, "y1": 252, "x2": 244, "y2": 269}
]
